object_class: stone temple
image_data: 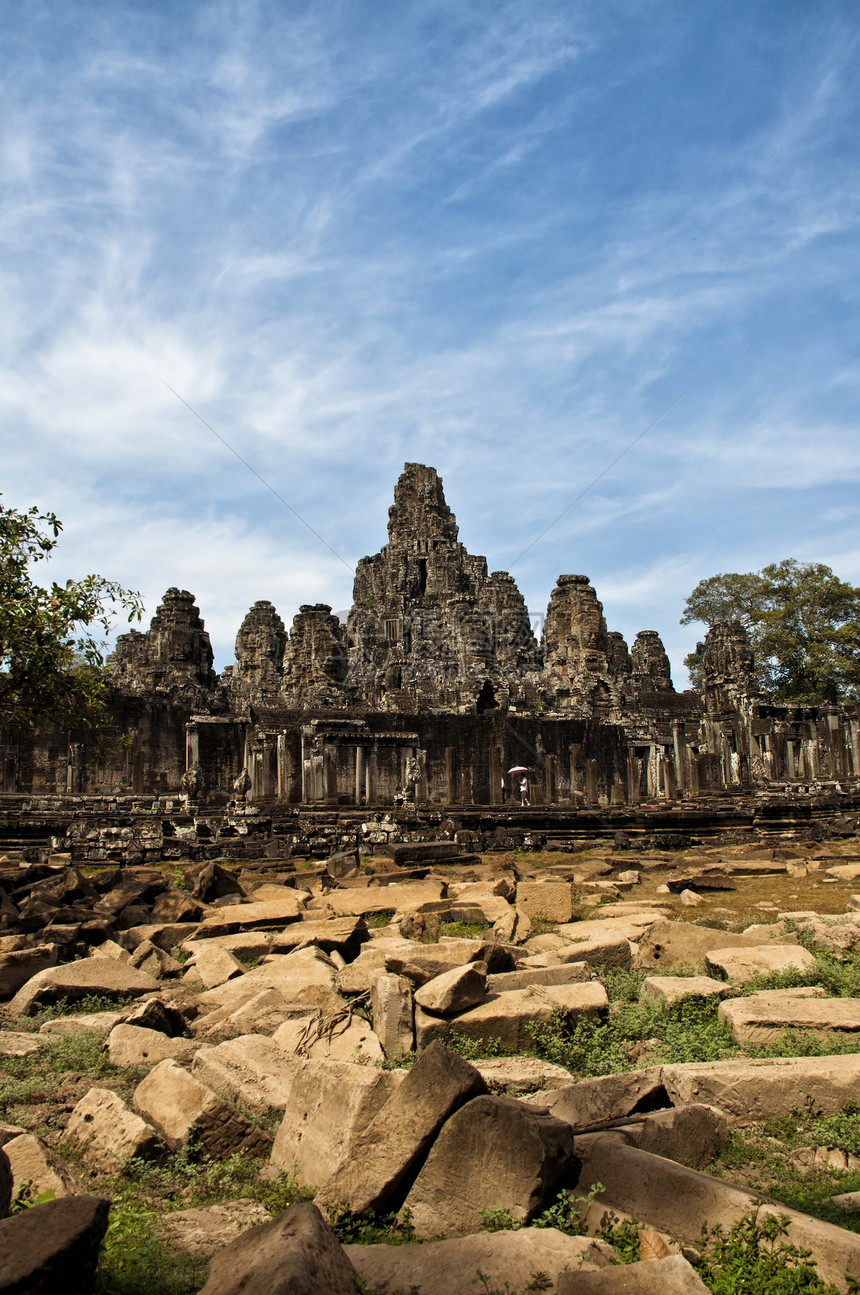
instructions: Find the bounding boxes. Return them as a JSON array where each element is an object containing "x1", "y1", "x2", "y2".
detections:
[{"x1": 1, "y1": 463, "x2": 859, "y2": 861}]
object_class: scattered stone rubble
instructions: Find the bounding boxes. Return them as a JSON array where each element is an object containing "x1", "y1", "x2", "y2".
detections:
[{"x1": 6, "y1": 835, "x2": 860, "y2": 1291}]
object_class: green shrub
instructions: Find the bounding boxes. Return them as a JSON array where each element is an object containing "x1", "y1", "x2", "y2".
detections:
[{"x1": 694, "y1": 1210, "x2": 841, "y2": 1294}]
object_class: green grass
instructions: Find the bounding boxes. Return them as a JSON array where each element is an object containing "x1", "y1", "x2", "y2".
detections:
[
  {"x1": 0, "y1": 1029, "x2": 116, "y2": 1108},
  {"x1": 364, "y1": 911, "x2": 396, "y2": 928}
]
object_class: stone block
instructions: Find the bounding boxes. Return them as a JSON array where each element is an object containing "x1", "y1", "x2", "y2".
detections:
[
  {"x1": 404, "y1": 1095, "x2": 574, "y2": 1237},
  {"x1": 195, "y1": 894, "x2": 309, "y2": 936},
  {"x1": 325, "y1": 880, "x2": 446, "y2": 917},
  {"x1": 159, "y1": 1199, "x2": 272, "y2": 1261},
  {"x1": 414, "y1": 962, "x2": 487, "y2": 1015},
  {"x1": 4, "y1": 1132, "x2": 78, "y2": 1202},
  {"x1": 718, "y1": 993, "x2": 860, "y2": 1044},
  {"x1": 486, "y1": 962, "x2": 590, "y2": 993},
  {"x1": 661, "y1": 1054, "x2": 860, "y2": 1123},
  {"x1": 61, "y1": 1086, "x2": 162, "y2": 1169},
  {"x1": 634, "y1": 920, "x2": 787, "y2": 972},
  {"x1": 347, "y1": 1228, "x2": 613, "y2": 1295},
  {"x1": 0, "y1": 1147, "x2": 10, "y2": 1219},
  {"x1": 473, "y1": 1056, "x2": 575, "y2": 1094},
  {"x1": 192, "y1": 1035, "x2": 304, "y2": 1112},
  {"x1": 516, "y1": 881, "x2": 574, "y2": 924},
  {"x1": 272, "y1": 1011, "x2": 383, "y2": 1063},
  {"x1": 0, "y1": 943, "x2": 58, "y2": 999},
  {"x1": 315, "y1": 1040, "x2": 487, "y2": 1217},
  {"x1": 705, "y1": 944, "x2": 817, "y2": 984},
  {"x1": 0, "y1": 1195, "x2": 110, "y2": 1295},
  {"x1": 39, "y1": 1010, "x2": 127, "y2": 1038},
  {"x1": 270, "y1": 1059, "x2": 403, "y2": 1188},
  {"x1": 270, "y1": 916, "x2": 369, "y2": 959},
  {"x1": 545, "y1": 1068, "x2": 667, "y2": 1130},
  {"x1": 198, "y1": 1202, "x2": 360, "y2": 1295},
  {"x1": 606, "y1": 1103, "x2": 728, "y2": 1171},
  {"x1": 8, "y1": 956, "x2": 159, "y2": 1016},
  {"x1": 640, "y1": 976, "x2": 728, "y2": 1006},
  {"x1": 415, "y1": 982, "x2": 608, "y2": 1053},
  {"x1": 557, "y1": 1254, "x2": 710, "y2": 1294},
  {"x1": 190, "y1": 942, "x2": 246, "y2": 989},
  {"x1": 370, "y1": 972, "x2": 414, "y2": 1057},
  {"x1": 107, "y1": 1023, "x2": 198, "y2": 1067},
  {"x1": 195, "y1": 947, "x2": 340, "y2": 1016},
  {"x1": 133, "y1": 1059, "x2": 271, "y2": 1158}
]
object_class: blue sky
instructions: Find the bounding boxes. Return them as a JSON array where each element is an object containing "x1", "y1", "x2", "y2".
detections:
[{"x1": 3, "y1": 0, "x2": 859, "y2": 682}]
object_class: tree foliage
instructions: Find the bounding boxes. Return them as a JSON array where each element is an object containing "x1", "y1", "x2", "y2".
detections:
[
  {"x1": 681, "y1": 559, "x2": 860, "y2": 703},
  {"x1": 0, "y1": 499, "x2": 143, "y2": 733}
]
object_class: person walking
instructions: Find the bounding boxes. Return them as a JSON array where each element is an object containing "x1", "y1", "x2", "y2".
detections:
[{"x1": 519, "y1": 776, "x2": 529, "y2": 806}]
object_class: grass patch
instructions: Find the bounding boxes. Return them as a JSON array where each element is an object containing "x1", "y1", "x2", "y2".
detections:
[
  {"x1": 0, "y1": 1029, "x2": 116, "y2": 1109},
  {"x1": 439, "y1": 921, "x2": 488, "y2": 939},
  {"x1": 364, "y1": 911, "x2": 396, "y2": 928}
]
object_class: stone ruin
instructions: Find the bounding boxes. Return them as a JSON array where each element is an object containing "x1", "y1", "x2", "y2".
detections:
[{"x1": 0, "y1": 461, "x2": 859, "y2": 864}]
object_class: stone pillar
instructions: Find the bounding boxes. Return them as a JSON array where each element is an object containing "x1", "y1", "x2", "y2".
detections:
[
  {"x1": 687, "y1": 748, "x2": 700, "y2": 793},
  {"x1": 647, "y1": 745, "x2": 659, "y2": 798},
  {"x1": 627, "y1": 750, "x2": 640, "y2": 804},
  {"x1": 663, "y1": 753, "x2": 676, "y2": 801},
  {"x1": 490, "y1": 746, "x2": 503, "y2": 806},
  {"x1": 610, "y1": 782, "x2": 625, "y2": 806},
  {"x1": 545, "y1": 754, "x2": 557, "y2": 803},
  {"x1": 185, "y1": 723, "x2": 200, "y2": 775},
  {"x1": 785, "y1": 740, "x2": 796, "y2": 780},
  {"x1": 569, "y1": 743, "x2": 583, "y2": 801},
  {"x1": 850, "y1": 716, "x2": 860, "y2": 779},
  {"x1": 300, "y1": 731, "x2": 310, "y2": 803},
  {"x1": 460, "y1": 765, "x2": 473, "y2": 804},
  {"x1": 365, "y1": 748, "x2": 378, "y2": 804},
  {"x1": 66, "y1": 743, "x2": 83, "y2": 794},
  {"x1": 417, "y1": 750, "x2": 429, "y2": 802},
  {"x1": 672, "y1": 722, "x2": 688, "y2": 792},
  {"x1": 355, "y1": 747, "x2": 365, "y2": 805},
  {"x1": 585, "y1": 759, "x2": 598, "y2": 805},
  {"x1": 445, "y1": 747, "x2": 457, "y2": 804}
]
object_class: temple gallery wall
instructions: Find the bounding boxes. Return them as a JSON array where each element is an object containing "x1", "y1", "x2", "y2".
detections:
[{"x1": 3, "y1": 463, "x2": 859, "y2": 813}]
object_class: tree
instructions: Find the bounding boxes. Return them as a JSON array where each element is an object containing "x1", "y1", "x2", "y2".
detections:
[
  {"x1": 0, "y1": 499, "x2": 143, "y2": 735},
  {"x1": 681, "y1": 559, "x2": 860, "y2": 704}
]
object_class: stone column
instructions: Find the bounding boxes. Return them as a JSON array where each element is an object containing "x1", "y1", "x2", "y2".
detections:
[
  {"x1": 663, "y1": 753, "x2": 676, "y2": 801},
  {"x1": 66, "y1": 743, "x2": 83, "y2": 794},
  {"x1": 569, "y1": 743, "x2": 583, "y2": 801},
  {"x1": 490, "y1": 746, "x2": 503, "y2": 806},
  {"x1": 672, "y1": 722, "x2": 688, "y2": 792},
  {"x1": 627, "y1": 749, "x2": 641, "y2": 804},
  {"x1": 185, "y1": 723, "x2": 200, "y2": 775},
  {"x1": 785, "y1": 740, "x2": 796, "y2": 780},
  {"x1": 355, "y1": 747, "x2": 365, "y2": 805},
  {"x1": 585, "y1": 759, "x2": 598, "y2": 805},
  {"x1": 445, "y1": 747, "x2": 457, "y2": 804},
  {"x1": 545, "y1": 754, "x2": 557, "y2": 803},
  {"x1": 365, "y1": 748, "x2": 378, "y2": 804},
  {"x1": 850, "y1": 716, "x2": 860, "y2": 778},
  {"x1": 417, "y1": 750, "x2": 429, "y2": 802}
]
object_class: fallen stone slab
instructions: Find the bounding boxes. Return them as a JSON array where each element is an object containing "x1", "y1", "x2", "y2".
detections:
[
  {"x1": 414, "y1": 961, "x2": 487, "y2": 1015},
  {"x1": 557, "y1": 935, "x2": 633, "y2": 970},
  {"x1": 190, "y1": 989, "x2": 312, "y2": 1041},
  {"x1": 4, "y1": 1132, "x2": 79, "y2": 1201},
  {"x1": 386, "y1": 939, "x2": 513, "y2": 985},
  {"x1": 602, "y1": 1103, "x2": 728, "y2": 1171},
  {"x1": 134, "y1": 1059, "x2": 271, "y2": 1158},
  {"x1": 325, "y1": 880, "x2": 446, "y2": 917},
  {"x1": 474, "y1": 1056, "x2": 575, "y2": 1094},
  {"x1": 270, "y1": 1058, "x2": 404, "y2": 1189},
  {"x1": 705, "y1": 944, "x2": 817, "y2": 983},
  {"x1": 188, "y1": 942, "x2": 245, "y2": 989},
  {"x1": 0, "y1": 943, "x2": 57, "y2": 998},
  {"x1": 195, "y1": 894, "x2": 309, "y2": 936},
  {"x1": 347, "y1": 1228, "x2": 614, "y2": 1295},
  {"x1": 8, "y1": 956, "x2": 160, "y2": 1016},
  {"x1": 192, "y1": 1035, "x2": 305, "y2": 1112},
  {"x1": 198, "y1": 1201, "x2": 360, "y2": 1295},
  {"x1": 640, "y1": 975, "x2": 728, "y2": 1006},
  {"x1": 545, "y1": 1069, "x2": 667, "y2": 1130},
  {"x1": 270, "y1": 916, "x2": 369, "y2": 958},
  {"x1": 272, "y1": 1010, "x2": 384, "y2": 1063},
  {"x1": 415, "y1": 981, "x2": 608, "y2": 1052},
  {"x1": 120, "y1": 921, "x2": 201, "y2": 952},
  {"x1": 634, "y1": 920, "x2": 790, "y2": 972},
  {"x1": 61, "y1": 1086, "x2": 162, "y2": 1169},
  {"x1": 159, "y1": 1199, "x2": 272, "y2": 1261},
  {"x1": 315, "y1": 1040, "x2": 487, "y2": 1217},
  {"x1": 486, "y1": 962, "x2": 591, "y2": 993},
  {"x1": 39, "y1": 1010, "x2": 127, "y2": 1038},
  {"x1": 557, "y1": 1253, "x2": 709, "y2": 1294},
  {"x1": 0, "y1": 1195, "x2": 110, "y2": 1295},
  {"x1": 107, "y1": 1024, "x2": 198, "y2": 1067},
  {"x1": 195, "y1": 947, "x2": 341, "y2": 1015},
  {"x1": 718, "y1": 994, "x2": 860, "y2": 1045},
  {"x1": 181, "y1": 932, "x2": 274, "y2": 962},
  {"x1": 662, "y1": 1053, "x2": 860, "y2": 1122},
  {"x1": 574, "y1": 1135, "x2": 860, "y2": 1289},
  {"x1": 370, "y1": 971, "x2": 414, "y2": 1057},
  {"x1": 516, "y1": 881, "x2": 575, "y2": 924},
  {"x1": 404, "y1": 1094, "x2": 574, "y2": 1237},
  {"x1": 0, "y1": 1031, "x2": 44, "y2": 1057},
  {"x1": 380, "y1": 842, "x2": 467, "y2": 864}
]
